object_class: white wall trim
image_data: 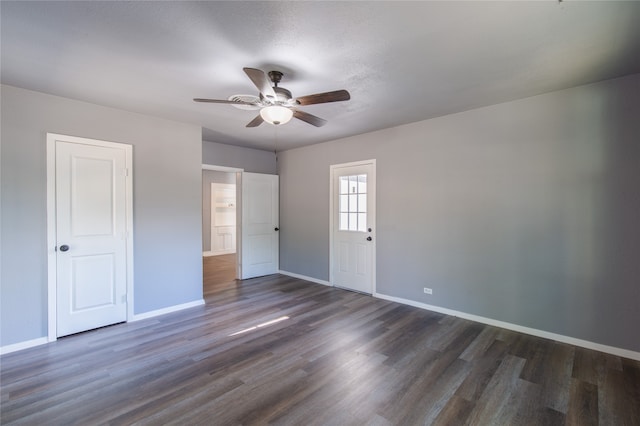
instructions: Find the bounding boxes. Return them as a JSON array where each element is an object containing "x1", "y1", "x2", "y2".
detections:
[
  {"x1": 202, "y1": 164, "x2": 244, "y2": 173},
  {"x1": 374, "y1": 291, "x2": 640, "y2": 362},
  {"x1": 0, "y1": 337, "x2": 49, "y2": 355},
  {"x1": 5, "y1": 286, "x2": 637, "y2": 361},
  {"x1": 46, "y1": 133, "x2": 135, "y2": 342},
  {"x1": 130, "y1": 299, "x2": 205, "y2": 322},
  {"x1": 46, "y1": 135, "x2": 57, "y2": 341},
  {"x1": 1, "y1": 299, "x2": 205, "y2": 355},
  {"x1": 329, "y1": 159, "x2": 377, "y2": 170},
  {"x1": 278, "y1": 270, "x2": 331, "y2": 286}
]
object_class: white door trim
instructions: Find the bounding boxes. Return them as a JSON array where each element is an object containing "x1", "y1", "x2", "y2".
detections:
[
  {"x1": 202, "y1": 164, "x2": 243, "y2": 173},
  {"x1": 329, "y1": 159, "x2": 376, "y2": 293},
  {"x1": 202, "y1": 164, "x2": 244, "y2": 279},
  {"x1": 46, "y1": 133, "x2": 134, "y2": 342}
]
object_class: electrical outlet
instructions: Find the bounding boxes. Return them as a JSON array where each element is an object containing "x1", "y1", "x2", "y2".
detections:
[{"x1": 423, "y1": 287, "x2": 433, "y2": 295}]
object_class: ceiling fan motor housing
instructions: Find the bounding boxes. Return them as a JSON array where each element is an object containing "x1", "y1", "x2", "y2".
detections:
[
  {"x1": 274, "y1": 87, "x2": 292, "y2": 103},
  {"x1": 259, "y1": 86, "x2": 292, "y2": 104},
  {"x1": 268, "y1": 70, "x2": 283, "y2": 84},
  {"x1": 267, "y1": 71, "x2": 293, "y2": 104}
]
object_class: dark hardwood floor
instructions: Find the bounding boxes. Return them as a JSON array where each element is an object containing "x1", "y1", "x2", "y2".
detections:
[{"x1": 2, "y1": 259, "x2": 639, "y2": 425}]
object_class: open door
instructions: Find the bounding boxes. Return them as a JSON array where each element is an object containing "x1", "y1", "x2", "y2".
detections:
[{"x1": 240, "y1": 172, "x2": 279, "y2": 279}]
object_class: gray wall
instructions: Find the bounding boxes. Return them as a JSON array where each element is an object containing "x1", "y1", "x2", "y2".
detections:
[
  {"x1": 202, "y1": 170, "x2": 236, "y2": 252},
  {"x1": 203, "y1": 140, "x2": 276, "y2": 174},
  {"x1": 1, "y1": 85, "x2": 203, "y2": 347},
  {"x1": 278, "y1": 73, "x2": 640, "y2": 352}
]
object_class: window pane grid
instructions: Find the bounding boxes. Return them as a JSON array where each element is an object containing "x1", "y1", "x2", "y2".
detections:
[{"x1": 338, "y1": 174, "x2": 367, "y2": 231}]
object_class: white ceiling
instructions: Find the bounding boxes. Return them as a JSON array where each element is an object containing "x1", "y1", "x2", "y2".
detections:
[{"x1": 2, "y1": 1, "x2": 640, "y2": 152}]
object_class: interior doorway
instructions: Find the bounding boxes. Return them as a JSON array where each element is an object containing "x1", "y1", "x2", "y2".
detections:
[
  {"x1": 201, "y1": 165, "x2": 280, "y2": 296},
  {"x1": 202, "y1": 165, "x2": 242, "y2": 294}
]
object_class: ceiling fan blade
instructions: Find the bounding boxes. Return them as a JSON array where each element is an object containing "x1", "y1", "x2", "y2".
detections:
[
  {"x1": 246, "y1": 114, "x2": 264, "y2": 127},
  {"x1": 193, "y1": 98, "x2": 256, "y2": 105},
  {"x1": 243, "y1": 68, "x2": 277, "y2": 101},
  {"x1": 293, "y1": 110, "x2": 327, "y2": 127},
  {"x1": 295, "y1": 89, "x2": 350, "y2": 106}
]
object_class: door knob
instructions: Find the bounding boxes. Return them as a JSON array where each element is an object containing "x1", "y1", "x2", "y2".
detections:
[
  {"x1": 366, "y1": 236, "x2": 372, "y2": 241},
  {"x1": 274, "y1": 227, "x2": 279, "y2": 231},
  {"x1": 59, "y1": 245, "x2": 70, "y2": 252}
]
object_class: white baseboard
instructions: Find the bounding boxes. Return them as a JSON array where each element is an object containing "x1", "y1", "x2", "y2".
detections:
[
  {"x1": 278, "y1": 270, "x2": 331, "y2": 286},
  {"x1": 131, "y1": 299, "x2": 205, "y2": 322},
  {"x1": 1, "y1": 336, "x2": 49, "y2": 355},
  {"x1": 374, "y1": 292, "x2": 640, "y2": 362},
  {"x1": 2, "y1": 300, "x2": 206, "y2": 355},
  {"x1": 5, "y1": 289, "x2": 636, "y2": 362}
]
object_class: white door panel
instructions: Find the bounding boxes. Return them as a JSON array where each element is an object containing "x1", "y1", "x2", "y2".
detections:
[
  {"x1": 70, "y1": 156, "x2": 115, "y2": 236},
  {"x1": 241, "y1": 173, "x2": 279, "y2": 279},
  {"x1": 69, "y1": 254, "x2": 116, "y2": 310},
  {"x1": 356, "y1": 243, "x2": 368, "y2": 275},
  {"x1": 55, "y1": 140, "x2": 128, "y2": 337},
  {"x1": 331, "y1": 161, "x2": 376, "y2": 294}
]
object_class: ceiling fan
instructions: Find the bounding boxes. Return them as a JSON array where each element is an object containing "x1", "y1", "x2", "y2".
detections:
[{"x1": 194, "y1": 68, "x2": 350, "y2": 127}]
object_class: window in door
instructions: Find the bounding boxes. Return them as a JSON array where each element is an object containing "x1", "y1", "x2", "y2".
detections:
[{"x1": 338, "y1": 174, "x2": 367, "y2": 232}]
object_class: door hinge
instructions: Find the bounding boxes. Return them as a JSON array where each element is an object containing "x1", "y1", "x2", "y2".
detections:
[
  {"x1": 121, "y1": 295, "x2": 127, "y2": 303},
  {"x1": 122, "y1": 168, "x2": 129, "y2": 177}
]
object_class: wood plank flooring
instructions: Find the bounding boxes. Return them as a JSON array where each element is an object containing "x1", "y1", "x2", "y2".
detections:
[
  {"x1": 203, "y1": 253, "x2": 237, "y2": 295},
  {"x1": 2, "y1": 260, "x2": 639, "y2": 425}
]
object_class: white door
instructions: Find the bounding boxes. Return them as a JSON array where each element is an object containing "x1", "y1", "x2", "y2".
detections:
[
  {"x1": 331, "y1": 160, "x2": 376, "y2": 294},
  {"x1": 241, "y1": 172, "x2": 279, "y2": 279},
  {"x1": 210, "y1": 183, "x2": 236, "y2": 255},
  {"x1": 54, "y1": 137, "x2": 130, "y2": 337}
]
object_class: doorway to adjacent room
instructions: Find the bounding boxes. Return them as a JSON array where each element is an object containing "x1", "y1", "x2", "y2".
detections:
[{"x1": 202, "y1": 167, "x2": 239, "y2": 295}]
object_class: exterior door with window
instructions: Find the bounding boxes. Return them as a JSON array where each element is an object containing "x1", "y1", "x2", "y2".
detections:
[{"x1": 331, "y1": 160, "x2": 376, "y2": 294}]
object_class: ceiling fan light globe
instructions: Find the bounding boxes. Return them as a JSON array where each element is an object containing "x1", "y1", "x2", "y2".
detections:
[{"x1": 260, "y1": 105, "x2": 293, "y2": 126}]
